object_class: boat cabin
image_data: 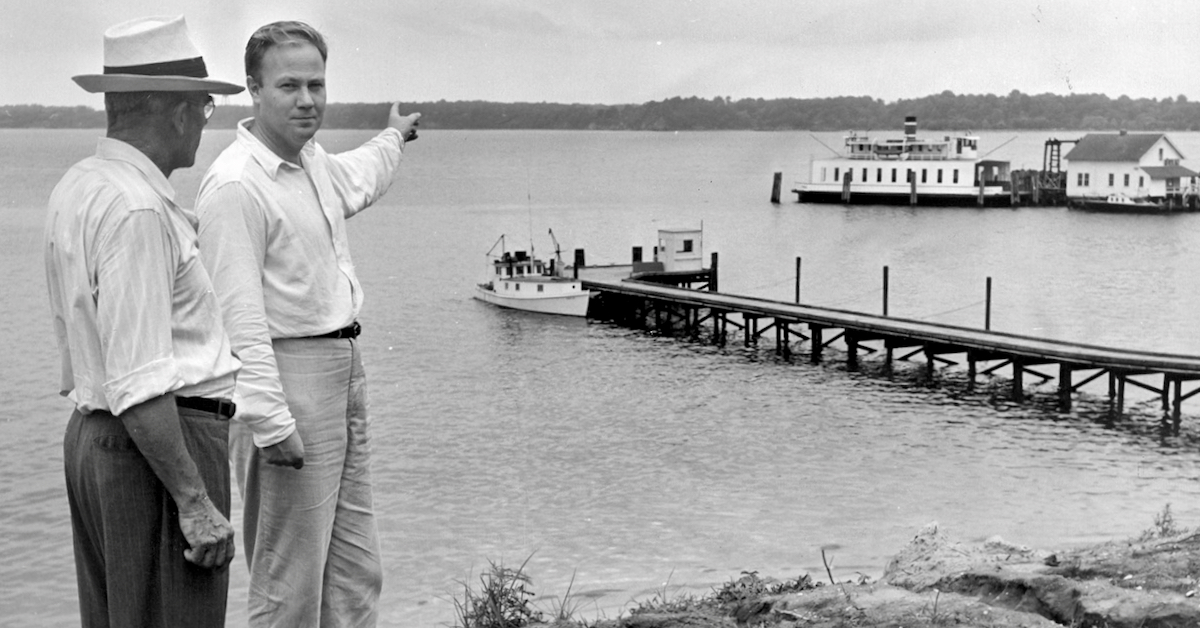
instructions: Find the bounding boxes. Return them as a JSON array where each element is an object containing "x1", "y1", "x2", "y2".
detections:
[
  {"x1": 492, "y1": 250, "x2": 548, "y2": 279},
  {"x1": 843, "y1": 116, "x2": 981, "y2": 162}
]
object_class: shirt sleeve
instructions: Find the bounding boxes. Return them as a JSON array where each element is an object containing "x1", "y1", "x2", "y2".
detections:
[
  {"x1": 324, "y1": 127, "x2": 406, "y2": 219},
  {"x1": 197, "y1": 182, "x2": 296, "y2": 447},
  {"x1": 94, "y1": 206, "x2": 181, "y2": 415}
]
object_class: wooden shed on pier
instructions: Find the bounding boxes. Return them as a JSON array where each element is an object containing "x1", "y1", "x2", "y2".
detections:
[{"x1": 1064, "y1": 131, "x2": 1197, "y2": 202}]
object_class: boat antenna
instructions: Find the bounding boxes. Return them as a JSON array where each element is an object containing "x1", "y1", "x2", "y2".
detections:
[
  {"x1": 810, "y1": 132, "x2": 842, "y2": 157},
  {"x1": 525, "y1": 166, "x2": 535, "y2": 260},
  {"x1": 981, "y1": 135, "x2": 1018, "y2": 159}
]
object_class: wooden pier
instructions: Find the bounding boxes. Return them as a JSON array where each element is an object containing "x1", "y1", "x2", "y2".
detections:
[{"x1": 579, "y1": 259, "x2": 1200, "y2": 428}]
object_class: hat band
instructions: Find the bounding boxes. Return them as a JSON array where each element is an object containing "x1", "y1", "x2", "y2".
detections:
[{"x1": 104, "y1": 56, "x2": 209, "y2": 78}]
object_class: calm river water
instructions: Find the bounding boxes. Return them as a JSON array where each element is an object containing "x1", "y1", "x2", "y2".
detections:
[{"x1": 4, "y1": 127, "x2": 1200, "y2": 627}]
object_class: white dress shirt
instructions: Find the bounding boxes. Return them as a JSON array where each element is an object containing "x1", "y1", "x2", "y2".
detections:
[
  {"x1": 44, "y1": 137, "x2": 240, "y2": 415},
  {"x1": 197, "y1": 119, "x2": 404, "y2": 447}
]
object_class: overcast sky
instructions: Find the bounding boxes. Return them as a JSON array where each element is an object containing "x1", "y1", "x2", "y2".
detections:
[{"x1": 4, "y1": 0, "x2": 1199, "y2": 108}]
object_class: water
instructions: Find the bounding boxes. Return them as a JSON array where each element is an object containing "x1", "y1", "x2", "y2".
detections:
[{"x1": 4, "y1": 128, "x2": 1200, "y2": 627}]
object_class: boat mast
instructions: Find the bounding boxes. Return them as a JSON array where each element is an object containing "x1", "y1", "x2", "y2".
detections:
[{"x1": 548, "y1": 228, "x2": 565, "y2": 277}]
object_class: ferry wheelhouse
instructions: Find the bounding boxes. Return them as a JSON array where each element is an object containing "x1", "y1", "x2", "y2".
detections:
[{"x1": 793, "y1": 116, "x2": 1013, "y2": 206}]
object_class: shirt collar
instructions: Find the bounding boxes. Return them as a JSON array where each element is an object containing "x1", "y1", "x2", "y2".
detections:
[
  {"x1": 237, "y1": 117, "x2": 315, "y2": 179},
  {"x1": 95, "y1": 137, "x2": 176, "y2": 205}
]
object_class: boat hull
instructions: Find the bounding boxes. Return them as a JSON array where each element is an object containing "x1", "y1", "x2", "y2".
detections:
[
  {"x1": 474, "y1": 285, "x2": 592, "y2": 317},
  {"x1": 1070, "y1": 198, "x2": 1174, "y2": 214},
  {"x1": 795, "y1": 187, "x2": 1013, "y2": 207}
]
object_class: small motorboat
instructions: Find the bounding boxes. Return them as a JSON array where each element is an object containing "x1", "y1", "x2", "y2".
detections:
[
  {"x1": 1073, "y1": 193, "x2": 1166, "y2": 213},
  {"x1": 474, "y1": 230, "x2": 592, "y2": 317}
]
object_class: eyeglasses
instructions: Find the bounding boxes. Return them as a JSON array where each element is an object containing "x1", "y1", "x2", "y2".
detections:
[
  {"x1": 186, "y1": 95, "x2": 215, "y2": 121},
  {"x1": 200, "y1": 95, "x2": 215, "y2": 121}
]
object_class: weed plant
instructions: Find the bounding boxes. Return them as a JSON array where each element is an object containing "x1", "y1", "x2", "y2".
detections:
[{"x1": 453, "y1": 556, "x2": 543, "y2": 628}]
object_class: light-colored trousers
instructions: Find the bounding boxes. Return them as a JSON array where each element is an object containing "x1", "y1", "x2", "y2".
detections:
[{"x1": 231, "y1": 337, "x2": 382, "y2": 628}]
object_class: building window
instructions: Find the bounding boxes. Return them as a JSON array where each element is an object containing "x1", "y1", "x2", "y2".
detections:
[
  {"x1": 953, "y1": 169, "x2": 959, "y2": 184},
  {"x1": 876, "y1": 168, "x2": 882, "y2": 182},
  {"x1": 515, "y1": 283, "x2": 520, "y2": 291},
  {"x1": 1139, "y1": 176, "x2": 1144, "y2": 187},
  {"x1": 537, "y1": 284, "x2": 544, "y2": 292},
  {"x1": 862, "y1": 168, "x2": 868, "y2": 183},
  {"x1": 921, "y1": 169, "x2": 927, "y2": 183},
  {"x1": 1124, "y1": 174, "x2": 1130, "y2": 187},
  {"x1": 1107, "y1": 173, "x2": 1114, "y2": 186},
  {"x1": 821, "y1": 167, "x2": 826, "y2": 182},
  {"x1": 1159, "y1": 148, "x2": 1164, "y2": 160},
  {"x1": 892, "y1": 169, "x2": 897, "y2": 183},
  {"x1": 834, "y1": 168, "x2": 840, "y2": 181},
  {"x1": 1084, "y1": 173, "x2": 1090, "y2": 186},
  {"x1": 682, "y1": 240, "x2": 693, "y2": 253},
  {"x1": 937, "y1": 169, "x2": 943, "y2": 184}
]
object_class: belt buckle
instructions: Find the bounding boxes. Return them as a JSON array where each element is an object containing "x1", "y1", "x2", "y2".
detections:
[
  {"x1": 216, "y1": 399, "x2": 236, "y2": 418},
  {"x1": 349, "y1": 321, "x2": 361, "y2": 338}
]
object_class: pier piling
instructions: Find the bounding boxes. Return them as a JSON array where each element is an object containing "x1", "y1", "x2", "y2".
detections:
[
  {"x1": 580, "y1": 258, "x2": 1200, "y2": 426},
  {"x1": 771, "y1": 172, "x2": 782, "y2": 203}
]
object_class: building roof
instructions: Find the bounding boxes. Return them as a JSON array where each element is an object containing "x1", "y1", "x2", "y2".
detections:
[
  {"x1": 1064, "y1": 133, "x2": 1167, "y2": 162},
  {"x1": 1141, "y1": 165, "x2": 1198, "y2": 179}
]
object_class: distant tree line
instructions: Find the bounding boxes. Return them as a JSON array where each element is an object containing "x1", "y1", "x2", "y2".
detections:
[{"x1": 4, "y1": 90, "x2": 1200, "y2": 131}]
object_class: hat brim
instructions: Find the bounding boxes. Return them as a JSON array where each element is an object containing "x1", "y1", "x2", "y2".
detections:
[{"x1": 73, "y1": 74, "x2": 244, "y2": 95}]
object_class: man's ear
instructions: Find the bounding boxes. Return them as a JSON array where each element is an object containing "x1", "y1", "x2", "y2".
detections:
[
  {"x1": 171, "y1": 100, "x2": 190, "y2": 136},
  {"x1": 246, "y1": 76, "x2": 260, "y2": 97}
]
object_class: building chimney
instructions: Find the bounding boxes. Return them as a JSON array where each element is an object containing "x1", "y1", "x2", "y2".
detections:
[{"x1": 904, "y1": 116, "x2": 917, "y2": 139}]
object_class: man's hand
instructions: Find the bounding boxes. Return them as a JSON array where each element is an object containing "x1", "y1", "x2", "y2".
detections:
[
  {"x1": 178, "y1": 494, "x2": 236, "y2": 569},
  {"x1": 262, "y1": 429, "x2": 304, "y2": 469},
  {"x1": 388, "y1": 103, "x2": 421, "y2": 142}
]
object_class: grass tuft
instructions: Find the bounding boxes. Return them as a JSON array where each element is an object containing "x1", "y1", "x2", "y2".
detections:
[{"x1": 453, "y1": 555, "x2": 543, "y2": 628}]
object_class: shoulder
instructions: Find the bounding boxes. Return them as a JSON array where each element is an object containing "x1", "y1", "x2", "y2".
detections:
[
  {"x1": 202, "y1": 141, "x2": 256, "y2": 186},
  {"x1": 51, "y1": 157, "x2": 164, "y2": 218}
]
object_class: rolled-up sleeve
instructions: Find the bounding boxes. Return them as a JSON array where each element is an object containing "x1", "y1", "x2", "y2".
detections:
[
  {"x1": 95, "y1": 207, "x2": 181, "y2": 415},
  {"x1": 326, "y1": 127, "x2": 405, "y2": 218},
  {"x1": 198, "y1": 182, "x2": 295, "y2": 447}
]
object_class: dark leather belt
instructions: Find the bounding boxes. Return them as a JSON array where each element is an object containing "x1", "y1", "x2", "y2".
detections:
[
  {"x1": 176, "y1": 396, "x2": 236, "y2": 418},
  {"x1": 309, "y1": 321, "x2": 361, "y2": 340}
]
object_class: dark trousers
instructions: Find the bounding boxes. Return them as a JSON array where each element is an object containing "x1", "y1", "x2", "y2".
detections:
[{"x1": 64, "y1": 406, "x2": 231, "y2": 628}]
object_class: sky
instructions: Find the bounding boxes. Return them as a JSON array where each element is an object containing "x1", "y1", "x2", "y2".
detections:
[{"x1": 4, "y1": 0, "x2": 1200, "y2": 109}]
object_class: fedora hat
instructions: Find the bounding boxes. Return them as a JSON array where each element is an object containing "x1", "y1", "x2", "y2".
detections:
[{"x1": 73, "y1": 16, "x2": 243, "y2": 94}]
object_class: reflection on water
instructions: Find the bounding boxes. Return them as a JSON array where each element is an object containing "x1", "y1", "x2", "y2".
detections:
[{"x1": 4, "y1": 129, "x2": 1200, "y2": 627}]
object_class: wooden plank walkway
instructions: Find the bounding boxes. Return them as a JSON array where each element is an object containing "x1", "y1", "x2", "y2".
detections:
[{"x1": 579, "y1": 268, "x2": 1200, "y2": 426}]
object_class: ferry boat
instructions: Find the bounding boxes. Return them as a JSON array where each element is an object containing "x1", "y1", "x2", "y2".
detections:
[
  {"x1": 474, "y1": 231, "x2": 592, "y2": 317},
  {"x1": 793, "y1": 116, "x2": 1013, "y2": 206}
]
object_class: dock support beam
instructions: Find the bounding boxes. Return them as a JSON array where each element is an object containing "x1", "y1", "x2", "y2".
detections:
[
  {"x1": 1058, "y1": 365, "x2": 1072, "y2": 412},
  {"x1": 710, "y1": 252, "x2": 719, "y2": 293},
  {"x1": 846, "y1": 331, "x2": 859, "y2": 371},
  {"x1": 771, "y1": 172, "x2": 782, "y2": 204},
  {"x1": 810, "y1": 325, "x2": 824, "y2": 364},
  {"x1": 1011, "y1": 358, "x2": 1024, "y2": 401}
]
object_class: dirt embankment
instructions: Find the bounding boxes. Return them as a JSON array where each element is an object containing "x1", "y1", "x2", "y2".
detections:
[{"x1": 580, "y1": 520, "x2": 1200, "y2": 628}]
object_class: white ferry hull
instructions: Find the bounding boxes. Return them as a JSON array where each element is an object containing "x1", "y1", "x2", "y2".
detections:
[
  {"x1": 474, "y1": 284, "x2": 592, "y2": 317},
  {"x1": 795, "y1": 181, "x2": 1012, "y2": 207}
]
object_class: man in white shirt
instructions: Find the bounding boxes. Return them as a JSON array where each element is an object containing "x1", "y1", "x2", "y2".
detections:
[
  {"x1": 44, "y1": 16, "x2": 244, "y2": 628},
  {"x1": 196, "y1": 20, "x2": 419, "y2": 627}
]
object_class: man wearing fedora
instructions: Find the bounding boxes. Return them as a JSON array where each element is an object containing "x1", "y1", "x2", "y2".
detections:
[
  {"x1": 44, "y1": 16, "x2": 244, "y2": 627},
  {"x1": 196, "y1": 20, "x2": 419, "y2": 627}
]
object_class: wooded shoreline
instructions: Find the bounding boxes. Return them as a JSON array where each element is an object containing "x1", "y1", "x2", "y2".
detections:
[{"x1": 6, "y1": 90, "x2": 1200, "y2": 131}]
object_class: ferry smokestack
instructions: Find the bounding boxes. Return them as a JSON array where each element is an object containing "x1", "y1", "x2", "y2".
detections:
[{"x1": 904, "y1": 116, "x2": 917, "y2": 139}]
